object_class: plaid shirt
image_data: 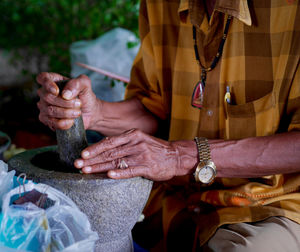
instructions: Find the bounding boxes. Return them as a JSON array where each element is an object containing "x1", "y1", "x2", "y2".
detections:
[{"x1": 125, "y1": 0, "x2": 300, "y2": 248}]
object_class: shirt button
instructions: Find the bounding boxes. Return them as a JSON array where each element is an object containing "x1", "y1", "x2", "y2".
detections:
[
  {"x1": 207, "y1": 110, "x2": 213, "y2": 117},
  {"x1": 193, "y1": 207, "x2": 201, "y2": 213}
]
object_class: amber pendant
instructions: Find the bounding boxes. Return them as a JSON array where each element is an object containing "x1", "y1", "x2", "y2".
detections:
[{"x1": 191, "y1": 81, "x2": 204, "y2": 109}]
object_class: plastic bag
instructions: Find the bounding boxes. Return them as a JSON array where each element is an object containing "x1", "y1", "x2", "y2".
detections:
[
  {"x1": 70, "y1": 28, "x2": 140, "y2": 102},
  {"x1": 0, "y1": 201, "x2": 50, "y2": 251},
  {"x1": 47, "y1": 205, "x2": 98, "y2": 252},
  {"x1": 0, "y1": 160, "x2": 15, "y2": 210},
  {"x1": 0, "y1": 181, "x2": 98, "y2": 252}
]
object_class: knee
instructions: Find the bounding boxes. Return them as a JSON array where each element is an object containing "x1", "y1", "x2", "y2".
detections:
[{"x1": 206, "y1": 228, "x2": 252, "y2": 252}]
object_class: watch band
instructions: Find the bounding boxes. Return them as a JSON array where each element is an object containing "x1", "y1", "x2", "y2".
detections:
[
  {"x1": 194, "y1": 137, "x2": 216, "y2": 183},
  {"x1": 194, "y1": 137, "x2": 211, "y2": 163}
]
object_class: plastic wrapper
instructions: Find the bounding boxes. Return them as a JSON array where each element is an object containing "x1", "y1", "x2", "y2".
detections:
[
  {"x1": 0, "y1": 201, "x2": 50, "y2": 251},
  {"x1": 0, "y1": 181, "x2": 98, "y2": 251},
  {"x1": 47, "y1": 204, "x2": 98, "y2": 252},
  {"x1": 0, "y1": 160, "x2": 15, "y2": 210},
  {"x1": 70, "y1": 28, "x2": 140, "y2": 102}
]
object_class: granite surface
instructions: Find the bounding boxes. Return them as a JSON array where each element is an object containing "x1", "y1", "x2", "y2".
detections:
[{"x1": 8, "y1": 146, "x2": 153, "y2": 252}]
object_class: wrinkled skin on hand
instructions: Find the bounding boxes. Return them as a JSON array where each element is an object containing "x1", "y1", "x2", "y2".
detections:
[
  {"x1": 74, "y1": 129, "x2": 181, "y2": 181},
  {"x1": 36, "y1": 72, "x2": 99, "y2": 130}
]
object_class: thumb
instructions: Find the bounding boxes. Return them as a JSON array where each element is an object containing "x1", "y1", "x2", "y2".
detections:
[{"x1": 61, "y1": 74, "x2": 92, "y2": 100}]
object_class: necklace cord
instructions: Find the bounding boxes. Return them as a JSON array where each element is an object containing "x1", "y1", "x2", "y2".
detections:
[{"x1": 193, "y1": 15, "x2": 232, "y2": 86}]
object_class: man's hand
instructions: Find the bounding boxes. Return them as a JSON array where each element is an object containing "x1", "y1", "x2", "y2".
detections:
[
  {"x1": 36, "y1": 72, "x2": 100, "y2": 130},
  {"x1": 74, "y1": 129, "x2": 188, "y2": 181}
]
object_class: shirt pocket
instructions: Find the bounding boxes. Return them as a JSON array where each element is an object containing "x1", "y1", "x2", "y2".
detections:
[{"x1": 224, "y1": 91, "x2": 276, "y2": 140}]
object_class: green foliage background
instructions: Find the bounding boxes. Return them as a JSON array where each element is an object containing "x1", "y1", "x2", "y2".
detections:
[{"x1": 0, "y1": 0, "x2": 140, "y2": 75}]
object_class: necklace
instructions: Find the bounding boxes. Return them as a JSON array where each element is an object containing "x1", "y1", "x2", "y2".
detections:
[{"x1": 191, "y1": 15, "x2": 232, "y2": 109}]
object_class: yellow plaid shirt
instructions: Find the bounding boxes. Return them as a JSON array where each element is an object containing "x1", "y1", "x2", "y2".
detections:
[{"x1": 125, "y1": 0, "x2": 300, "y2": 248}]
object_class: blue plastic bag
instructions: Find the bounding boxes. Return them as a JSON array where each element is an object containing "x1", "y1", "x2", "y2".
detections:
[
  {"x1": 0, "y1": 202, "x2": 50, "y2": 251},
  {"x1": 0, "y1": 181, "x2": 98, "y2": 252},
  {"x1": 0, "y1": 160, "x2": 15, "y2": 210}
]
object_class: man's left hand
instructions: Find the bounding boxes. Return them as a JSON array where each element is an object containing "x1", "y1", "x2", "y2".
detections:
[{"x1": 74, "y1": 129, "x2": 180, "y2": 181}]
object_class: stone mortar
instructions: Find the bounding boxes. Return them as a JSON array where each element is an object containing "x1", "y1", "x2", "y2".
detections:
[{"x1": 8, "y1": 146, "x2": 153, "y2": 252}]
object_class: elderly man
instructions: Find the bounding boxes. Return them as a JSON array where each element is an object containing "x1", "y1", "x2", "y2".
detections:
[{"x1": 37, "y1": 0, "x2": 300, "y2": 251}]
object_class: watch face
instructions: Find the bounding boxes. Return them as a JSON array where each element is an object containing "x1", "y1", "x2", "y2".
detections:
[{"x1": 199, "y1": 165, "x2": 214, "y2": 184}]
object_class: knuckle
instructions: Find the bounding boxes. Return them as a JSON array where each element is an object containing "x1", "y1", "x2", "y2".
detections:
[
  {"x1": 78, "y1": 74, "x2": 91, "y2": 89},
  {"x1": 44, "y1": 93, "x2": 54, "y2": 103},
  {"x1": 73, "y1": 79, "x2": 80, "y2": 90},
  {"x1": 79, "y1": 74, "x2": 90, "y2": 83},
  {"x1": 39, "y1": 72, "x2": 48, "y2": 77},
  {"x1": 64, "y1": 108, "x2": 72, "y2": 117},
  {"x1": 88, "y1": 145, "x2": 99, "y2": 156},
  {"x1": 108, "y1": 151, "x2": 115, "y2": 159},
  {"x1": 139, "y1": 142, "x2": 147, "y2": 150},
  {"x1": 134, "y1": 129, "x2": 144, "y2": 138},
  {"x1": 90, "y1": 146, "x2": 99, "y2": 156},
  {"x1": 143, "y1": 151, "x2": 151, "y2": 159},
  {"x1": 48, "y1": 119, "x2": 55, "y2": 130},
  {"x1": 105, "y1": 137, "x2": 114, "y2": 146},
  {"x1": 36, "y1": 72, "x2": 47, "y2": 83},
  {"x1": 130, "y1": 128, "x2": 139, "y2": 135},
  {"x1": 111, "y1": 159, "x2": 117, "y2": 167},
  {"x1": 47, "y1": 106, "x2": 55, "y2": 116},
  {"x1": 102, "y1": 151, "x2": 114, "y2": 160},
  {"x1": 79, "y1": 74, "x2": 88, "y2": 80}
]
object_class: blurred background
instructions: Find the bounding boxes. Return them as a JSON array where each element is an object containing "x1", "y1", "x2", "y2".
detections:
[{"x1": 0, "y1": 0, "x2": 140, "y2": 157}]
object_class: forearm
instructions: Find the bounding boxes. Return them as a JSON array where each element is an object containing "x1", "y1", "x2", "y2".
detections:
[
  {"x1": 174, "y1": 131, "x2": 300, "y2": 179},
  {"x1": 211, "y1": 131, "x2": 300, "y2": 178},
  {"x1": 89, "y1": 97, "x2": 159, "y2": 136}
]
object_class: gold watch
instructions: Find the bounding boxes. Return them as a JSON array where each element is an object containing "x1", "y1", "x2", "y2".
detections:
[{"x1": 194, "y1": 137, "x2": 216, "y2": 184}]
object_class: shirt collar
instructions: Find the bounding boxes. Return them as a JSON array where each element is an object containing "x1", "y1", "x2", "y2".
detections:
[
  {"x1": 178, "y1": 0, "x2": 189, "y2": 22},
  {"x1": 178, "y1": 0, "x2": 252, "y2": 26}
]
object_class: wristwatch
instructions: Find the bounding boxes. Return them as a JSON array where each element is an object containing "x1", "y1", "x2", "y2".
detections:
[{"x1": 194, "y1": 137, "x2": 217, "y2": 184}]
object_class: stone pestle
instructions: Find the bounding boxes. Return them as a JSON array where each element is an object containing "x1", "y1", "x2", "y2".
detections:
[{"x1": 55, "y1": 80, "x2": 88, "y2": 170}]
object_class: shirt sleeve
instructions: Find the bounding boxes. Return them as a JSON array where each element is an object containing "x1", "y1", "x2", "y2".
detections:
[
  {"x1": 124, "y1": 0, "x2": 167, "y2": 120},
  {"x1": 287, "y1": 62, "x2": 300, "y2": 131}
]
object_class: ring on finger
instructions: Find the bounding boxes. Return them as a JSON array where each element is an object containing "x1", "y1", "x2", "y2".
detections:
[{"x1": 117, "y1": 159, "x2": 129, "y2": 169}]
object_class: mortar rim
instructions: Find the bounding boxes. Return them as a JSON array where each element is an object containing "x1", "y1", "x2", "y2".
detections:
[{"x1": 8, "y1": 145, "x2": 142, "y2": 185}]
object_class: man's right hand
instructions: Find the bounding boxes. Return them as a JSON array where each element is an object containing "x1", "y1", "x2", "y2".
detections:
[{"x1": 36, "y1": 72, "x2": 100, "y2": 131}]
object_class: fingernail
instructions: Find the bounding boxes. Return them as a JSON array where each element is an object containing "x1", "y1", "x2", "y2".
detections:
[
  {"x1": 75, "y1": 160, "x2": 84, "y2": 168},
  {"x1": 83, "y1": 166, "x2": 92, "y2": 173},
  {"x1": 109, "y1": 171, "x2": 117, "y2": 177},
  {"x1": 75, "y1": 100, "x2": 81, "y2": 108},
  {"x1": 73, "y1": 111, "x2": 81, "y2": 116},
  {"x1": 62, "y1": 120, "x2": 72, "y2": 128},
  {"x1": 62, "y1": 90, "x2": 72, "y2": 100},
  {"x1": 51, "y1": 87, "x2": 57, "y2": 95},
  {"x1": 82, "y1": 151, "x2": 90, "y2": 158}
]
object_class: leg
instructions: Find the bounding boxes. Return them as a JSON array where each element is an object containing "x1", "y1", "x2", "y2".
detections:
[{"x1": 206, "y1": 217, "x2": 300, "y2": 252}]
